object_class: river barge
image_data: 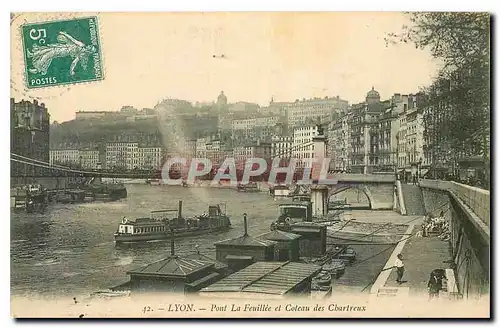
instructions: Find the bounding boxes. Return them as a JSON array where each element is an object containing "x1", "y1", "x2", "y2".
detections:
[
  {"x1": 237, "y1": 182, "x2": 260, "y2": 192},
  {"x1": 87, "y1": 181, "x2": 127, "y2": 200},
  {"x1": 269, "y1": 184, "x2": 294, "y2": 198},
  {"x1": 10, "y1": 184, "x2": 48, "y2": 213},
  {"x1": 114, "y1": 201, "x2": 231, "y2": 244}
]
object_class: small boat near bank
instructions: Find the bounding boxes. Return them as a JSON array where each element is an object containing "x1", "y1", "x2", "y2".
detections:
[
  {"x1": 312, "y1": 270, "x2": 332, "y2": 288},
  {"x1": 11, "y1": 184, "x2": 49, "y2": 213},
  {"x1": 113, "y1": 201, "x2": 231, "y2": 244},
  {"x1": 90, "y1": 290, "x2": 130, "y2": 298},
  {"x1": 269, "y1": 184, "x2": 295, "y2": 198},
  {"x1": 322, "y1": 259, "x2": 346, "y2": 278},
  {"x1": 237, "y1": 182, "x2": 261, "y2": 192},
  {"x1": 332, "y1": 246, "x2": 357, "y2": 264}
]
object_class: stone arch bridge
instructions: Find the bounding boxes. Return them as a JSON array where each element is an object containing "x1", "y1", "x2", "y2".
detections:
[{"x1": 304, "y1": 174, "x2": 396, "y2": 210}]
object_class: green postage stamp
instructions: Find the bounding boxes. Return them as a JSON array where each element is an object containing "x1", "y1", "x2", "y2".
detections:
[{"x1": 21, "y1": 16, "x2": 103, "y2": 89}]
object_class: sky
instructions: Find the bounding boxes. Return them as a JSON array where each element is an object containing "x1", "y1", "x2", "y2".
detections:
[{"x1": 11, "y1": 12, "x2": 440, "y2": 123}]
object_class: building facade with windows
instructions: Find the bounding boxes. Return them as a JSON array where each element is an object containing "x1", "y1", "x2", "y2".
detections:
[
  {"x1": 49, "y1": 149, "x2": 80, "y2": 167},
  {"x1": 271, "y1": 136, "x2": 293, "y2": 158},
  {"x1": 327, "y1": 112, "x2": 351, "y2": 171},
  {"x1": 292, "y1": 125, "x2": 318, "y2": 168},
  {"x1": 285, "y1": 96, "x2": 349, "y2": 128},
  {"x1": 105, "y1": 142, "x2": 163, "y2": 170},
  {"x1": 11, "y1": 98, "x2": 50, "y2": 179}
]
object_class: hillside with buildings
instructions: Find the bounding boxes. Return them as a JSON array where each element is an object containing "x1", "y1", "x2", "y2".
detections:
[
  {"x1": 19, "y1": 88, "x2": 455, "y2": 183},
  {"x1": 12, "y1": 84, "x2": 489, "y2": 189}
]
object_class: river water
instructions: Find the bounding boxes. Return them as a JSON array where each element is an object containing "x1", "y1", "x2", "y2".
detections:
[{"x1": 11, "y1": 184, "x2": 400, "y2": 298}]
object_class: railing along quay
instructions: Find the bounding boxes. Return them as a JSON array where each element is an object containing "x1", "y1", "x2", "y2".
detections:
[{"x1": 419, "y1": 179, "x2": 490, "y2": 229}]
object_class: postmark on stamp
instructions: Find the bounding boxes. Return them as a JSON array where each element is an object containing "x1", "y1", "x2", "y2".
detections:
[{"x1": 21, "y1": 16, "x2": 103, "y2": 89}]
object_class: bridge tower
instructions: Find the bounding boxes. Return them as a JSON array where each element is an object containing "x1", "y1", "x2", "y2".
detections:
[{"x1": 310, "y1": 125, "x2": 329, "y2": 217}]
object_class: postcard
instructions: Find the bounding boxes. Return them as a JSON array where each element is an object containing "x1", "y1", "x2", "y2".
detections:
[{"x1": 10, "y1": 12, "x2": 490, "y2": 319}]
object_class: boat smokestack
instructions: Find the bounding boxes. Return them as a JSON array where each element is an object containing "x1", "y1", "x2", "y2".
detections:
[
  {"x1": 243, "y1": 213, "x2": 248, "y2": 236},
  {"x1": 178, "y1": 200, "x2": 182, "y2": 218}
]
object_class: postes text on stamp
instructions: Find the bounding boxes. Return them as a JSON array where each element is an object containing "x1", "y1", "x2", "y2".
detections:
[{"x1": 21, "y1": 16, "x2": 103, "y2": 89}]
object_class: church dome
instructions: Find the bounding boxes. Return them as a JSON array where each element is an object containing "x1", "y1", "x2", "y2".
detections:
[{"x1": 366, "y1": 86, "x2": 380, "y2": 99}]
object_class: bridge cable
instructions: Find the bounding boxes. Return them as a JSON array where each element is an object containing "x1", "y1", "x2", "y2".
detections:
[{"x1": 11, "y1": 153, "x2": 72, "y2": 170}]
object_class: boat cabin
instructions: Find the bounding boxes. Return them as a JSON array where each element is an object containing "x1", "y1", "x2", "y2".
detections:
[
  {"x1": 117, "y1": 218, "x2": 135, "y2": 234},
  {"x1": 214, "y1": 213, "x2": 276, "y2": 272},
  {"x1": 278, "y1": 201, "x2": 313, "y2": 223},
  {"x1": 258, "y1": 230, "x2": 301, "y2": 262},
  {"x1": 208, "y1": 204, "x2": 225, "y2": 217},
  {"x1": 292, "y1": 195, "x2": 311, "y2": 203},
  {"x1": 271, "y1": 185, "x2": 292, "y2": 197}
]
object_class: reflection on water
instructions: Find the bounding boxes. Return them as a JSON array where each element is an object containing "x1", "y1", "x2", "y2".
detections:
[{"x1": 11, "y1": 184, "x2": 399, "y2": 297}]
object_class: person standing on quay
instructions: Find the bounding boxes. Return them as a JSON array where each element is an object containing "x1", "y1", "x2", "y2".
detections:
[
  {"x1": 394, "y1": 254, "x2": 405, "y2": 284},
  {"x1": 427, "y1": 271, "x2": 443, "y2": 300}
]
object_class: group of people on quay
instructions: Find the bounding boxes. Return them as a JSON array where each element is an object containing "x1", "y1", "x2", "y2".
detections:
[{"x1": 421, "y1": 211, "x2": 450, "y2": 242}]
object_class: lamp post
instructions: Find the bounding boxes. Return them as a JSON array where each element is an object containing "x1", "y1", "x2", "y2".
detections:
[{"x1": 418, "y1": 157, "x2": 423, "y2": 181}]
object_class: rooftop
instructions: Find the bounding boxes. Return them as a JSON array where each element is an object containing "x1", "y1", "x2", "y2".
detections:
[
  {"x1": 199, "y1": 261, "x2": 322, "y2": 295},
  {"x1": 257, "y1": 230, "x2": 302, "y2": 241},
  {"x1": 184, "y1": 252, "x2": 228, "y2": 270},
  {"x1": 127, "y1": 256, "x2": 214, "y2": 278},
  {"x1": 214, "y1": 235, "x2": 277, "y2": 247}
]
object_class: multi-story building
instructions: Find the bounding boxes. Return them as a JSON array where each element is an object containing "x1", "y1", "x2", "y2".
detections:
[
  {"x1": 49, "y1": 149, "x2": 80, "y2": 166},
  {"x1": 137, "y1": 147, "x2": 163, "y2": 171},
  {"x1": 195, "y1": 137, "x2": 208, "y2": 158},
  {"x1": 50, "y1": 149, "x2": 100, "y2": 169},
  {"x1": 218, "y1": 112, "x2": 234, "y2": 130},
  {"x1": 396, "y1": 94, "x2": 426, "y2": 177},
  {"x1": 165, "y1": 138, "x2": 196, "y2": 160},
  {"x1": 79, "y1": 149, "x2": 100, "y2": 169},
  {"x1": 253, "y1": 142, "x2": 272, "y2": 163},
  {"x1": 105, "y1": 142, "x2": 163, "y2": 170},
  {"x1": 284, "y1": 96, "x2": 349, "y2": 128},
  {"x1": 271, "y1": 136, "x2": 293, "y2": 158},
  {"x1": 349, "y1": 88, "x2": 406, "y2": 174},
  {"x1": 106, "y1": 142, "x2": 134, "y2": 170},
  {"x1": 231, "y1": 116, "x2": 281, "y2": 131},
  {"x1": 371, "y1": 105, "x2": 399, "y2": 172},
  {"x1": 292, "y1": 125, "x2": 319, "y2": 168},
  {"x1": 228, "y1": 101, "x2": 259, "y2": 113},
  {"x1": 327, "y1": 112, "x2": 351, "y2": 171},
  {"x1": 421, "y1": 85, "x2": 451, "y2": 175},
  {"x1": 178, "y1": 139, "x2": 197, "y2": 160},
  {"x1": 233, "y1": 141, "x2": 272, "y2": 169},
  {"x1": 230, "y1": 115, "x2": 284, "y2": 145},
  {"x1": 11, "y1": 98, "x2": 50, "y2": 179},
  {"x1": 206, "y1": 139, "x2": 224, "y2": 166}
]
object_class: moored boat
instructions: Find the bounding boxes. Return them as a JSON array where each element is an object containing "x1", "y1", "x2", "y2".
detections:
[
  {"x1": 332, "y1": 246, "x2": 357, "y2": 264},
  {"x1": 312, "y1": 270, "x2": 332, "y2": 286},
  {"x1": 322, "y1": 259, "x2": 346, "y2": 279},
  {"x1": 237, "y1": 182, "x2": 260, "y2": 192},
  {"x1": 114, "y1": 201, "x2": 231, "y2": 244},
  {"x1": 270, "y1": 197, "x2": 313, "y2": 232},
  {"x1": 90, "y1": 290, "x2": 130, "y2": 298},
  {"x1": 269, "y1": 184, "x2": 293, "y2": 198}
]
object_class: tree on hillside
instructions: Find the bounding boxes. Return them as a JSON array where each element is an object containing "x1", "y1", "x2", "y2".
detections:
[{"x1": 387, "y1": 13, "x2": 490, "y2": 181}]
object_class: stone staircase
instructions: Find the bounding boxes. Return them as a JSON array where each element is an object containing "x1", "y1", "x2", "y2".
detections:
[{"x1": 401, "y1": 184, "x2": 426, "y2": 216}]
